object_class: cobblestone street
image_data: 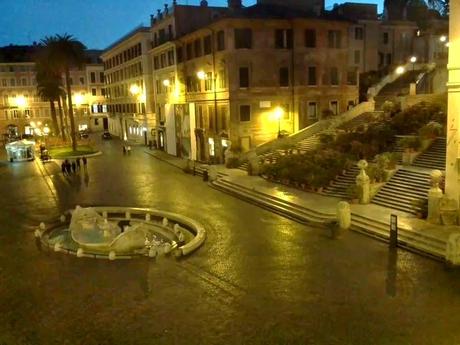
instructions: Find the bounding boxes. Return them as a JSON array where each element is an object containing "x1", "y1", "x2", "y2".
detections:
[{"x1": 1, "y1": 137, "x2": 460, "y2": 345}]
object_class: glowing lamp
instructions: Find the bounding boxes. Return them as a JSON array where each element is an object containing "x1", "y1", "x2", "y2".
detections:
[
  {"x1": 395, "y1": 66, "x2": 405, "y2": 75},
  {"x1": 410, "y1": 56, "x2": 417, "y2": 63},
  {"x1": 197, "y1": 71, "x2": 206, "y2": 80},
  {"x1": 130, "y1": 84, "x2": 140, "y2": 95},
  {"x1": 162, "y1": 79, "x2": 170, "y2": 87}
]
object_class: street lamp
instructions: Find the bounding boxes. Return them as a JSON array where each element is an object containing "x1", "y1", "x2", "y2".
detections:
[
  {"x1": 196, "y1": 70, "x2": 206, "y2": 80},
  {"x1": 162, "y1": 79, "x2": 170, "y2": 87},
  {"x1": 273, "y1": 106, "x2": 284, "y2": 138},
  {"x1": 129, "y1": 84, "x2": 140, "y2": 95},
  {"x1": 43, "y1": 125, "x2": 50, "y2": 147},
  {"x1": 410, "y1": 56, "x2": 417, "y2": 73},
  {"x1": 395, "y1": 66, "x2": 405, "y2": 75},
  {"x1": 440, "y1": 35, "x2": 447, "y2": 43}
]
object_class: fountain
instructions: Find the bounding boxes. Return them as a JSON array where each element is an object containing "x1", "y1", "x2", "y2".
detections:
[{"x1": 35, "y1": 206, "x2": 206, "y2": 260}]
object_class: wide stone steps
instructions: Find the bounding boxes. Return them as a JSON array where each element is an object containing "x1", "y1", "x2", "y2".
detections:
[
  {"x1": 371, "y1": 169, "x2": 431, "y2": 214},
  {"x1": 336, "y1": 112, "x2": 383, "y2": 131},
  {"x1": 211, "y1": 178, "x2": 335, "y2": 224},
  {"x1": 412, "y1": 138, "x2": 446, "y2": 171},
  {"x1": 211, "y1": 177, "x2": 446, "y2": 260},
  {"x1": 322, "y1": 166, "x2": 360, "y2": 198}
]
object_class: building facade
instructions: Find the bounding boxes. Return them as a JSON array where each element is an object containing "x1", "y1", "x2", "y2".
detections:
[
  {"x1": 101, "y1": 27, "x2": 155, "y2": 144},
  {"x1": 0, "y1": 48, "x2": 108, "y2": 142}
]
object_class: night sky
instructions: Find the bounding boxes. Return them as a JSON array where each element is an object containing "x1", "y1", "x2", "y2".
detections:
[{"x1": 0, "y1": 0, "x2": 384, "y2": 50}]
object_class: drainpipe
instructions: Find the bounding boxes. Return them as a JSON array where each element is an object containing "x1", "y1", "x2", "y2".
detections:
[{"x1": 290, "y1": 20, "x2": 296, "y2": 133}]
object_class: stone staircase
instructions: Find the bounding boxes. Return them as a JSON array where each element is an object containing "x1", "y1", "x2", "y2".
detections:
[
  {"x1": 412, "y1": 138, "x2": 446, "y2": 171},
  {"x1": 335, "y1": 111, "x2": 383, "y2": 131},
  {"x1": 371, "y1": 168, "x2": 431, "y2": 214},
  {"x1": 321, "y1": 166, "x2": 360, "y2": 198}
]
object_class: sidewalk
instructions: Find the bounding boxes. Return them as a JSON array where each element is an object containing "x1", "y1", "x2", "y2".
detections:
[{"x1": 144, "y1": 150, "x2": 460, "y2": 263}]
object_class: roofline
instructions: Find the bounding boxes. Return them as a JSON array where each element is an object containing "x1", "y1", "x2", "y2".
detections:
[{"x1": 102, "y1": 25, "x2": 150, "y2": 54}]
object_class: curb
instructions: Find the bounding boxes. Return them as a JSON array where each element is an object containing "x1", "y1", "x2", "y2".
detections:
[
  {"x1": 52, "y1": 151, "x2": 103, "y2": 160},
  {"x1": 144, "y1": 150, "x2": 186, "y2": 170}
]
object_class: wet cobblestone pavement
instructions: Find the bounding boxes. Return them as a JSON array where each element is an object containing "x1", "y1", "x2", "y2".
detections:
[{"x1": 1, "y1": 137, "x2": 460, "y2": 345}]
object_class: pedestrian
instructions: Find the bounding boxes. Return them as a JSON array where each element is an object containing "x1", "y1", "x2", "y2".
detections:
[
  {"x1": 71, "y1": 161, "x2": 76, "y2": 174},
  {"x1": 123, "y1": 145, "x2": 126, "y2": 155},
  {"x1": 61, "y1": 161, "x2": 67, "y2": 176},
  {"x1": 76, "y1": 157, "x2": 81, "y2": 171},
  {"x1": 127, "y1": 146, "x2": 131, "y2": 155},
  {"x1": 82, "y1": 156, "x2": 87, "y2": 171},
  {"x1": 65, "y1": 160, "x2": 72, "y2": 175}
]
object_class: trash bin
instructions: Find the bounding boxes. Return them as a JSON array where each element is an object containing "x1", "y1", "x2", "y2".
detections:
[{"x1": 202, "y1": 170, "x2": 209, "y2": 182}]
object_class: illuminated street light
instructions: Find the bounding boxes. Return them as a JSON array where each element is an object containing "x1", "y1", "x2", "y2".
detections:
[
  {"x1": 440, "y1": 35, "x2": 447, "y2": 42},
  {"x1": 162, "y1": 79, "x2": 170, "y2": 87},
  {"x1": 197, "y1": 70, "x2": 206, "y2": 80},
  {"x1": 15, "y1": 95, "x2": 27, "y2": 108},
  {"x1": 395, "y1": 66, "x2": 405, "y2": 75},
  {"x1": 74, "y1": 93, "x2": 84, "y2": 107},
  {"x1": 129, "y1": 84, "x2": 140, "y2": 95},
  {"x1": 446, "y1": 42, "x2": 450, "y2": 48},
  {"x1": 273, "y1": 106, "x2": 284, "y2": 138},
  {"x1": 410, "y1": 56, "x2": 417, "y2": 63},
  {"x1": 43, "y1": 125, "x2": 50, "y2": 135}
]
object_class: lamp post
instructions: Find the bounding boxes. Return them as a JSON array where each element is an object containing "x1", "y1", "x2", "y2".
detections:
[
  {"x1": 43, "y1": 125, "x2": 50, "y2": 147},
  {"x1": 273, "y1": 106, "x2": 284, "y2": 138},
  {"x1": 410, "y1": 56, "x2": 417, "y2": 71}
]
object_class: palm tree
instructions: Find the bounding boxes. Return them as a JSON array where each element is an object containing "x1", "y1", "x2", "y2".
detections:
[
  {"x1": 39, "y1": 34, "x2": 86, "y2": 151},
  {"x1": 35, "y1": 59, "x2": 64, "y2": 138}
]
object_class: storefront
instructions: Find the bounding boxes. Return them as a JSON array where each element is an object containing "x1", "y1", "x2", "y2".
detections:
[{"x1": 5, "y1": 139, "x2": 35, "y2": 162}]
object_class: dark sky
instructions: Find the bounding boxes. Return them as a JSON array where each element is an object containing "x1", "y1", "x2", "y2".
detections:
[{"x1": 0, "y1": 0, "x2": 383, "y2": 50}]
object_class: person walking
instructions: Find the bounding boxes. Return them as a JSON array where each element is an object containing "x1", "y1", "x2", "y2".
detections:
[
  {"x1": 71, "y1": 161, "x2": 76, "y2": 174},
  {"x1": 82, "y1": 157, "x2": 87, "y2": 171},
  {"x1": 76, "y1": 157, "x2": 81, "y2": 171},
  {"x1": 65, "y1": 160, "x2": 72, "y2": 175},
  {"x1": 61, "y1": 161, "x2": 67, "y2": 176}
]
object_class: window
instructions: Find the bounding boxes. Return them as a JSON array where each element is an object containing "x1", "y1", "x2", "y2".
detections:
[
  {"x1": 21, "y1": 78, "x2": 27, "y2": 86},
  {"x1": 328, "y1": 30, "x2": 342, "y2": 48},
  {"x1": 204, "y1": 35, "x2": 212, "y2": 55},
  {"x1": 92, "y1": 88, "x2": 97, "y2": 96},
  {"x1": 218, "y1": 69, "x2": 227, "y2": 89},
  {"x1": 194, "y1": 39, "x2": 202, "y2": 57},
  {"x1": 383, "y1": 32, "x2": 389, "y2": 44},
  {"x1": 330, "y1": 100, "x2": 339, "y2": 115},
  {"x1": 168, "y1": 24, "x2": 173, "y2": 40},
  {"x1": 186, "y1": 43, "x2": 193, "y2": 60},
  {"x1": 160, "y1": 54, "x2": 166, "y2": 68},
  {"x1": 279, "y1": 67, "x2": 289, "y2": 87},
  {"x1": 218, "y1": 105, "x2": 228, "y2": 131},
  {"x1": 347, "y1": 68, "x2": 357, "y2": 85},
  {"x1": 159, "y1": 29, "x2": 166, "y2": 44},
  {"x1": 176, "y1": 47, "x2": 183, "y2": 63},
  {"x1": 216, "y1": 30, "x2": 225, "y2": 51},
  {"x1": 90, "y1": 72, "x2": 96, "y2": 83},
  {"x1": 204, "y1": 72, "x2": 213, "y2": 91},
  {"x1": 307, "y1": 102, "x2": 317, "y2": 119},
  {"x1": 154, "y1": 56, "x2": 160, "y2": 70},
  {"x1": 378, "y1": 52, "x2": 384, "y2": 66},
  {"x1": 101, "y1": 88, "x2": 106, "y2": 96},
  {"x1": 239, "y1": 105, "x2": 250, "y2": 122},
  {"x1": 1, "y1": 79, "x2": 6, "y2": 87},
  {"x1": 79, "y1": 77, "x2": 85, "y2": 85},
  {"x1": 307, "y1": 66, "x2": 316, "y2": 85},
  {"x1": 234, "y1": 28, "x2": 252, "y2": 49},
  {"x1": 275, "y1": 29, "x2": 293, "y2": 49},
  {"x1": 386, "y1": 53, "x2": 392, "y2": 65},
  {"x1": 100, "y1": 72, "x2": 104, "y2": 83},
  {"x1": 167, "y1": 50, "x2": 174, "y2": 65},
  {"x1": 330, "y1": 67, "x2": 339, "y2": 85},
  {"x1": 239, "y1": 67, "x2": 249, "y2": 88},
  {"x1": 355, "y1": 27, "x2": 363, "y2": 40},
  {"x1": 354, "y1": 50, "x2": 361, "y2": 64},
  {"x1": 305, "y1": 29, "x2": 316, "y2": 48}
]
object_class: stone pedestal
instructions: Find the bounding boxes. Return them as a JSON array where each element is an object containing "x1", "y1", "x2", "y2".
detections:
[
  {"x1": 446, "y1": 233, "x2": 460, "y2": 266},
  {"x1": 247, "y1": 151, "x2": 260, "y2": 176},
  {"x1": 439, "y1": 197, "x2": 459, "y2": 225},
  {"x1": 337, "y1": 201, "x2": 351, "y2": 230},
  {"x1": 409, "y1": 83, "x2": 417, "y2": 96},
  {"x1": 208, "y1": 166, "x2": 218, "y2": 181},
  {"x1": 356, "y1": 160, "x2": 370, "y2": 204},
  {"x1": 427, "y1": 170, "x2": 443, "y2": 224}
]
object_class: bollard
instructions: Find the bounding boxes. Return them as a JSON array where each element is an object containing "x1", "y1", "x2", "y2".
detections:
[{"x1": 389, "y1": 214, "x2": 398, "y2": 249}]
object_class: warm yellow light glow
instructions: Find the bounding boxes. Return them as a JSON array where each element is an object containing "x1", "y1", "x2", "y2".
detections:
[
  {"x1": 410, "y1": 56, "x2": 417, "y2": 63},
  {"x1": 395, "y1": 66, "x2": 405, "y2": 75},
  {"x1": 37, "y1": 121, "x2": 42, "y2": 126},
  {"x1": 15, "y1": 96, "x2": 27, "y2": 108},
  {"x1": 30, "y1": 121, "x2": 36, "y2": 128},
  {"x1": 197, "y1": 70, "x2": 206, "y2": 80},
  {"x1": 445, "y1": 42, "x2": 450, "y2": 48},
  {"x1": 139, "y1": 94, "x2": 146, "y2": 103},
  {"x1": 74, "y1": 93, "x2": 84, "y2": 106},
  {"x1": 440, "y1": 35, "x2": 447, "y2": 42},
  {"x1": 273, "y1": 106, "x2": 284, "y2": 120},
  {"x1": 163, "y1": 79, "x2": 170, "y2": 87},
  {"x1": 43, "y1": 126, "x2": 50, "y2": 135},
  {"x1": 130, "y1": 84, "x2": 140, "y2": 95}
]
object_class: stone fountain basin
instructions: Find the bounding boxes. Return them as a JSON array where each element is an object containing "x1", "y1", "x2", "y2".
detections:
[{"x1": 71, "y1": 220, "x2": 176, "y2": 252}]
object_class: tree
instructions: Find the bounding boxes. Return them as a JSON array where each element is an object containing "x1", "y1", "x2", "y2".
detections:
[
  {"x1": 39, "y1": 34, "x2": 86, "y2": 151},
  {"x1": 35, "y1": 58, "x2": 65, "y2": 139}
]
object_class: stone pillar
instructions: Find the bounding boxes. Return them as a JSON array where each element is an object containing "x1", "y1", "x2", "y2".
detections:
[
  {"x1": 409, "y1": 83, "x2": 417, "y2": 96},
  {"x1": 445, "y1": 0, "x2": 460, "y2": 206},
  {"x1": 337, "y1": 201, "x2": 351, "y2": 230},
  {"x1": 427, "y1": 170, "x2": 443, "y2": 224},
  {"x1": 356, "y1": 160, "x2": 370, "y2": 204},
  {"x1": 208, "y1": 165, "x2": 218, "y2": 181},
  {"x1": 247, "y1": 150, "x2": 260, "y2": 176}
]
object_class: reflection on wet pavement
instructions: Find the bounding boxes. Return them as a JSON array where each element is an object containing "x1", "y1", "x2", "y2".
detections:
[{"x1": 0, "y1": 137, "x2": 460, "y2": 345}]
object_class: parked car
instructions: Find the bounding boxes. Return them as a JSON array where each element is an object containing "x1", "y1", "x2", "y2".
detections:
[{"x1": 101, "y1": 131, "x2": 112, "y2": 140}]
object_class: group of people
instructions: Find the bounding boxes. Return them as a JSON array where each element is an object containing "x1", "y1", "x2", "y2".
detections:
[{"x1": 61, "y1": 157, "x2": 87, "y2": 176}]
